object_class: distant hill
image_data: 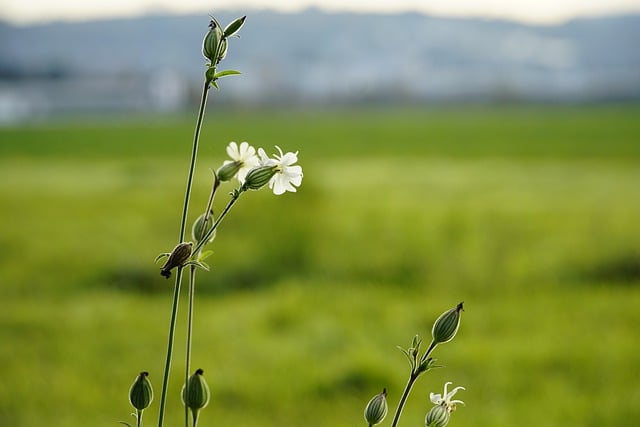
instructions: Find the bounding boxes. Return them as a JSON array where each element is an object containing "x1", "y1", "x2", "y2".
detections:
[{"x1": 1, "y1": 9, "x2": 639, "y2": 120}]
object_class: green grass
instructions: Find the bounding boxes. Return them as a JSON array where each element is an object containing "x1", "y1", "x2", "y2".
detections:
[{"x1": 0, "y1": 105, "x2": 639, "y2": 427}]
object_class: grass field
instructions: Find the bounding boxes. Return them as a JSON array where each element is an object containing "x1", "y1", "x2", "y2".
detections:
[{"x1": 1, "y1": 105, "x2": 639, "y2": 427}]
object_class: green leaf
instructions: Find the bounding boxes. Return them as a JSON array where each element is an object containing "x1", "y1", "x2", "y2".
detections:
[
  {"x1": 198, "y1": 250, "x2": 214, "y2": 261},
  {"x1": 214, "y1": 70, "x2": 241, "y2": 79},
  {"x1": 223, "y1": 16, "x2": 246, "y2": 38}
]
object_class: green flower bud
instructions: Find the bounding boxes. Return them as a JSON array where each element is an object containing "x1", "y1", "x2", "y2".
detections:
[
  {"x1": 216, "y1": 161, "x2": 241, "y2": 182},
  {"x1": 129, "y1": 371, "x2": 153, "y2": 411},
  {"x1": 182, "y1": 368, "x2": 211, "y2": 412},
  {"x1": 364, "y1": 388, "x2": 388, "y2": 426},
  {"x1": 242, "y1": 165, "x2": 277, "y2": 191},
  {"x1": 425, "y1": 404, "x2": 450, "y2": 427},
  {"x1": 431, "y1": 302, "x2": 464, "y2": 345},
  {"x1": 223, "y1": 16, "x2": 246, "y2": 38},
  {"x1": 192, "y1": 210, "x2": 216, "y2": 245},
  {"x1": 160, "y1": 242, "x2": 193, "y2": 279},
  {"x1": 202, "y1": 19, "x2": 224, "y2": 63}
]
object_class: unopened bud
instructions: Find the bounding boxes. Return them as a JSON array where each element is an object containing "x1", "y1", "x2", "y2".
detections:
[
  {"x1": 129, "y1": 371, "x2": 153, "y2": 411},
  {"x1": 242, "y1": 165, "x2": 277, "y2": 191},
  {"x1": 425, "y1": 404, "x2": 450, "y2": 427},
  {"x1": 192, "y1": 211, "x2": 216, "y2": 245},
  {"x1": 432, "y1": 302, "x2": 463, "y2": 345},
  {"x1": 202, "y1": 19, "x2": 224, "y2": 63},
  {"x1": 182, "y1": 369, "x2": 211, "y2": 413},
  {"x1": 216, "y1": 161, "x2": 241, "y2": 182},
  {"x1": 160, "y1": 242, "x2": 193, "y2": 279},
  {"x1": 364, "y1": 388, "x2": 388, "y2": 426}
]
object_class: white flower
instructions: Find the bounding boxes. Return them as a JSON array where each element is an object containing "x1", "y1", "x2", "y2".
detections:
[
  {"x1": 257, "y1": 146, "x2": 303, "y2": 195},
  {"x1": 429, "y1": 382, "x2": 465, "y2": 413},
  {"x1": 224, "y1": 141, "x2": 260, "y2": 183}
]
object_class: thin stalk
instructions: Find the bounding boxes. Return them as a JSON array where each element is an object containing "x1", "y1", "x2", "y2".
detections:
[
  {"x1": 390, "y1": 340, "x2": 438, "y2": 427},
  {"x1": 157, "y1": 80, "x2": 210, "y2": 427},
  {"x1": 390, "y1": 373, "x2": 419, "y2": 427},
  {"x1": 185, "y1": 265, "x2": 197, "y2": 427}
]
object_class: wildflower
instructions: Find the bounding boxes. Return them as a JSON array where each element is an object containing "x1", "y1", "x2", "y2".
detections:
[
  {"x1": 257, "y1": 146, "x2": 303, "y2": 195},
  {"x1": 218, "y1": 141, "x2": 260, "y2": 183},
  {"x1": 430, "y1": 382, "x2": 465, "y2": 413},
  {"x1": 425, "y1": 404, "x2": 450, "y2": 427}
]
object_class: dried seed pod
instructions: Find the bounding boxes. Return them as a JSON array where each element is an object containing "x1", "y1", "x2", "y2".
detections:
[{"x1": 160, "y1": 242, "x2": 193, "y2": 278}]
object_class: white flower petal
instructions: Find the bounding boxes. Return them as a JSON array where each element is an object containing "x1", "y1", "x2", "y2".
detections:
[{"x1": 429, "y1": 393, "x2": 442, "y2": 405}]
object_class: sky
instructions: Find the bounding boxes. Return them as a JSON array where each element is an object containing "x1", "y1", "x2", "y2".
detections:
[{"x1": 2, "y1": 0, "x2": 640, "y2": 25}]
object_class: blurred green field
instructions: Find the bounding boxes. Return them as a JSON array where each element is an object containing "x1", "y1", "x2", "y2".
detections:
[{"x1": 1, "y1": 105, "x2": 639, "y2": 427}]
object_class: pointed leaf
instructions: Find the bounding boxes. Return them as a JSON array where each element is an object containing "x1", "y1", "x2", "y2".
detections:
[
  {"x1": 214, "y1": 70, "x2": 241, "y2": 79},
  {"x1": 198, "y1": 250, "x2": 214, "y2": 261}
]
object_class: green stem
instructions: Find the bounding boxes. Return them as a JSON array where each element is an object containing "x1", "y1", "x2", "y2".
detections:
[
  {"x1": 390, "y1": 372, "x2": 419, "y2": 427},
  {"x1": 390, "y1": 340, "x2": 438, "y2": 427},
  {"x1": 185, "y1": 265, "x2": 197, "y2": 427},
  {"x1": 157, "y1": 80, "x2": 210, "y2": 427}
]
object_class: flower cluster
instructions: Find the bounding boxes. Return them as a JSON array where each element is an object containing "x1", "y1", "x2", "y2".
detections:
[{"x1": 219, "y1": 141, "x2": 303, "y2": 195}]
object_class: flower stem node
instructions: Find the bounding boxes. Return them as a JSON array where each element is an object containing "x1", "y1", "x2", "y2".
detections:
[
  {"x1": 129, "y1": 371, "x2": 153, "y2": 411},
  {"x1": 432, "y1": 302, "x2": 464, "y2": 345},
  {"x1": 425, "y1": 404, "x2": 450, "y2": 427},
  {"x1": 364, "y1": 388, "x2": 388, "y2": 426},
  {"x1": 157, "y1": 242, "x2": 193, "y2": 279},
  {"x1": 182, "y1": 368, "x2": 211, "y2": 424}
]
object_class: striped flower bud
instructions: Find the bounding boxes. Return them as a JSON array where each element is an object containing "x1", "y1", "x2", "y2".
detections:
[
  {"x1": 242, "y1": 165, "x2": 277, "y2": 191},
  {"x1": 192, "y1": 211, "x2": 216, "y2": 245},
  {"x1": 425, "y1": 404, "x2": 450, "y2": 427},
  {"x1": 160, "y1": 242, "x2": 193, "y2": 279},
  {"x1": 182, "y1": 369, "x2": 211, "y2": 413},
  {"x1": 129, "y1": 371, "x2": 153, "y2": 411},
  {"x1": 216, "y1": 161, "x2": 241, "y2": 182},
  {"x1": 202, "y1": 19, "x2": 224, "y2": 63},
  {"x1": 431, "y1": 302, "x2": 463, "y2": 345},
  {"x1": 364, "y1": 388, "x2": 388, "y2": 426}
]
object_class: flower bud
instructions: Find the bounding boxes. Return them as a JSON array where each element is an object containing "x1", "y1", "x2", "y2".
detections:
[
  {"x1": 242, "y1": 165, "x2": 277, "y2": 191},
  {"x1": 182, "y1": 369, "x2": 211, "y2": 412},
  {"x1": 425, "y1": 404, "x2": 450, "y2": 427},
  {"x1": 129, "y1": 371, "x2": 153, "y2": 411},
  {"x1": 364, "y1": 388, "x2": 388, "y2": 426},
  {"x1": 160, "y1": 242, "x2": 193, "y2": 279},
  {"x1": 431, "y1": 302, "x2": 463, "y2": 345},
  {"x1": 216, "y1": 161, "x2": 241, "y2": 182},
  {"x1": 192, "y1": 211, "x2": 216, "y2": 245},
  {"x1": 202, "y1": 19, "x2": 224, "y2": 63}
]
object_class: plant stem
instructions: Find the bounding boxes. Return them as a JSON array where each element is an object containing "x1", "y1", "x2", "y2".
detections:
[
  {"x1": 185, "y1": 265, "x2": 197, "y2": 427},
  {"x1": 390, "y1": 372, "x2": 419, "y2": 427},
  {"x1": 390, "y1": 340, "x2": 438, "y2": 427},
  {"x1": 158, "y1": 80, "x2": 210, "y2": 427}
]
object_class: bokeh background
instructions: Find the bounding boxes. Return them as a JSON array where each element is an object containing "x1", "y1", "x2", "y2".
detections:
[{"x1": 1, "y1": 2, "x2": 640, "y2": 426}]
